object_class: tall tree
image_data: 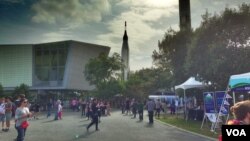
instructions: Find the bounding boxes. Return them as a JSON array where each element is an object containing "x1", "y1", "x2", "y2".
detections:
[
  {"x1": 12, "y1": 83, "x2": 31, "y2": 100},
  {"x1": 84, "y1": 52, "x2": 123, "y2": 87},
  {"x1": 124, "y1": 68, "x2": 173, "y2": 99},
  {"x1": 186, "y1": 4, "x2": 250, "y2": 89},
  {"x1": 84, "y1": 52, "x2": 124, "y2": 98},
  {"x1": 152, "y1": 28, "x2": 191, "y2": 86}
]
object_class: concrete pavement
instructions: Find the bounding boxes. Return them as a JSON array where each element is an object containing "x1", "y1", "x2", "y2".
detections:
[{"x1": 0, "y1": 111, "x2": 215, "y2": 141}]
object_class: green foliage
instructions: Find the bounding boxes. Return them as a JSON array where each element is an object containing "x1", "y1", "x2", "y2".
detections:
[
  {"x1": 0, "y1": 83, "x2": 3, "y2": 97},
  {"x1": 124, "y1": 68, "x2": 173, "y2": 99},
  {"x1": 12, "y1": 83, "x2": 32, "y2": 100},
  {"x1": 152, "y1": 28, "x2": 191, "y2": 85},
  {"x1": 84, "y1": 52, "x2": 124, "y2": 99},
  {"x1": 84, "y1": 52, "x2": 123, "y2": 86},
  {"x1": 95, "y1": 80, "x2": 125, "y2": 99},
  {"x1": 186, "y1": 3, "x2": 250, "y2": 89},
  {"x1": 153, "y1": 3, "x2": 250, "y2": 90},
  {"x1": 160, "y1": 116, "x2": 217, "y2": 139}
]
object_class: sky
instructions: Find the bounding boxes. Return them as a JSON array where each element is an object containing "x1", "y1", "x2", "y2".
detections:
[{"x1": 0, "y1": 0, "x2": 249, "y2": 71}]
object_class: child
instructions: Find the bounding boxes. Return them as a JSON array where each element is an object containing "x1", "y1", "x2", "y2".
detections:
[{"x1": 58, "y1": 100, "x2": 63, "y2": 120}]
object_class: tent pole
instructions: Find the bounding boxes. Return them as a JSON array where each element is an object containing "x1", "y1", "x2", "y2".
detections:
[
  {"x1": 184, "y1": 89, "x2": 187, "y2": 121},
  {"x1": 233, "y1": 91, "x2": 236, "y2": 105}
]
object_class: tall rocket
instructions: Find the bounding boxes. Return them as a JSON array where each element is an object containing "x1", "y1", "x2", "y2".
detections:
[{"x1": 121, "y1": 21, "x2": 129, "y2": 81}]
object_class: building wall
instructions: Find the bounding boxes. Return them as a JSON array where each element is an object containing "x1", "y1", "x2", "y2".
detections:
[
  {"x1": 0, "y1": 45, "x2": 32, "y2": 87},
  {"x1": 64, "y1": 41, "x2": 110, "y2": 90}
]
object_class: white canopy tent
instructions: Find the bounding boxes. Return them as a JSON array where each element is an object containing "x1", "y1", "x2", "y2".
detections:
[
  {"x1": 175, "y1": 77, "x2": 206, "y2": 119},
  {"x1": 175, "y1": 77, "x2": 205, "y2": 90}
]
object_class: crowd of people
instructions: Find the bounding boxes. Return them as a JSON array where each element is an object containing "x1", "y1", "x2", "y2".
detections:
[
  {"x1": 0, "y1": 94, "x2": 113, "y2": 141},
  {"x1": 1, "y1": 93, "x2": 250, "y2": 141},
  {"x1": 120, "y1": 98, "x2": 167, "y2": 124},
  {"x1": 0, "y1": 94, "x2": 33, "y2": 141}
]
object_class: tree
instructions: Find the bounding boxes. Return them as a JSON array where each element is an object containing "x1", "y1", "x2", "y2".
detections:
[
  {"x1": 84, "y1": 52, "x2": 124, "y2": 98},
  {"x1": 152, "y1": 28, "x2": 192, "y2": 86},
  {"x1": 95, "y1": 80, "x2": 125, "y2": 99},
  {"x1": 12, "y1": 83, "x2": 31, "y2": 100},
  {"x1": 185, "y1": 4, "x2": 250, "y2": 89},
  {"x1": 84, "y1": 52, "x2": 123, "y2": 87},
  {"x1": 124, "y1": 68, "x2": 173, "y2": 99}
]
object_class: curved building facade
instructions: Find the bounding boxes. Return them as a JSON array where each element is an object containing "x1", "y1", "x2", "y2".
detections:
[{"x1": 0, "y1": 40, "x2": 110, "y2": 92}]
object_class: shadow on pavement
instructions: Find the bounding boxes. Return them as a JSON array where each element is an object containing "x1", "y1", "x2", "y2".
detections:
[
  {"x1": 41, "y1": 120, "x2": 57, "y2": 123},
  {"x1": 78, "y1": 123, "x2": 89, "y2": 127},
  {"x1": 79, "y1": 119, "x2": 90, "y2": 122},
  {"x1": 144, "y1": 123, "x2": 154, "y2": 128},
  {"x1": 73, "y1": 131, "x2": 95, "y2": 140}
]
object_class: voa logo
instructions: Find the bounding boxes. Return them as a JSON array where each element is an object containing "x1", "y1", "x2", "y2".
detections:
[{"x1": 226, "y1": 129, "x2": 246, "y2": 136}]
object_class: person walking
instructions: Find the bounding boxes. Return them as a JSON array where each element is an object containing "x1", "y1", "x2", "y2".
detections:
[
  {"x1": 57, "y1": 100, "x2": 63, "y2": 120},
  {"x1": 46, "y1": 101, "x2": 52, "y2": 118},
  {"x1": 81, "y1": 99, "x2": 86, "y2": 117},
  {"x1": 87, "y1": 99, "x2": 99, "y2": 131},
  {"x1": 155, "y1": 99, "x2": 161, "y2": 118},
  {"x1": 15, "y1": 98, "x2": 32, "y2": 141},
  {"x1": 125, "y1": 98, "x2": 130, "y2": 115},
  {"x1": 170, "y1": 99, "x2": 176, "y2": 115},
  {"x1": 97, "y1": 101, "x2": 101, "y2": 122},
  {"x1": 132, "y1": 100, "x2": 137, "y2": 118},
  {"x1": 4, "y1": 97, "x2": 12, "y2": 132},
  {"x1": 138, "y1": 100, "x2": 144, "y2": 121},
  {"x1": 86, "y1": 102, "x2": 92, "y2": 120},
  {"x1": 54, "y1": 100, "x2": 59, "y2": 120},
  {"x1": 0, "y1": 97, "x2": 6, "y2": 131},
  {"x1": 146, "y1": 99, "x2": 155, "y2": 124},
  {"x1": 121, "y1": 101, "x2": 125, "y2": 114}
]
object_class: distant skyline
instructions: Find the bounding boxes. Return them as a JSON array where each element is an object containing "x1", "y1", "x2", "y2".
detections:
[{"x1": 0, "y1": 0, "x2": 249, "y2": 71}]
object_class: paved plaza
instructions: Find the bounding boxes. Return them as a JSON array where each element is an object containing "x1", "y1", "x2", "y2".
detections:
[{"x1": 1, "y1": 111, "x2": 215, "y2": 141}]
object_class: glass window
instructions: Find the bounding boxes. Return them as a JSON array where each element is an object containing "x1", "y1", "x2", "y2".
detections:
[{"x1": 33, "y1": 44, "x2": 68, "y2": 86}]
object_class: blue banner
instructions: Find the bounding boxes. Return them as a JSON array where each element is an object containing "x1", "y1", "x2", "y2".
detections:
[
  {"x1": 203, "y1": 92, "x2": 216, "y2": 113},
  {"x1": 215, "y1": 91, "x2": 229, "y2": 115}
]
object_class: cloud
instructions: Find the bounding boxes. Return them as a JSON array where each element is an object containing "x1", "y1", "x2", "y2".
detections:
[
  {"x1": 95, "y1": 0, "x2": 179, "y2": 70},
  {"x1": 41, "y1": 30, "x2": 74, "y2": 42},
  {"x1": 1, "y1": 0, "x2": 23, "y2": 3},
  {"x1": 31, "y1": 0, "x2": 110, "y2": 26},
  {"x1": 117, "y1": 0, "x2": 178, "y2": 8}
]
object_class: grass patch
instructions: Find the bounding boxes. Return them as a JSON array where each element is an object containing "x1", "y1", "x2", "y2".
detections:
[{"x1": 159, "y1": 115, "x2": 219, "y2": 139}]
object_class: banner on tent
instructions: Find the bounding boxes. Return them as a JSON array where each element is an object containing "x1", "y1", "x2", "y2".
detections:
[
  {"x1": 203, "y1": 92, "x2": 216, "y2": 114},
  {"x1": 231, "y1": 85, "x2": 250, "y2": 92},
  {"x1": 215, "y1": 91, "x2": 229, "y2": 115}
]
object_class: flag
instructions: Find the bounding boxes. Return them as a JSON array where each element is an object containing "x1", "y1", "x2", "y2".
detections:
[
  {"x1": 226, "y1": 94, "x2": 232, "y2": 99},
  {"x1": 224, "y1": 100, "x2": 230, "y2": 105},
  {"x1": 221, "y1": 106, "x2": 227, "y2": 112},
  {"x1": 219, "y1": 106, "x2": 228, "y2": 115},
  {"x1": 219, "y1": 111, "x2": 228, "y2": 116}
]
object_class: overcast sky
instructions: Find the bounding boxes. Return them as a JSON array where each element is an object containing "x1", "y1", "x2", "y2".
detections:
[{"x1": 0, "y1": 0, "x2": 249, "y2": 71}]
